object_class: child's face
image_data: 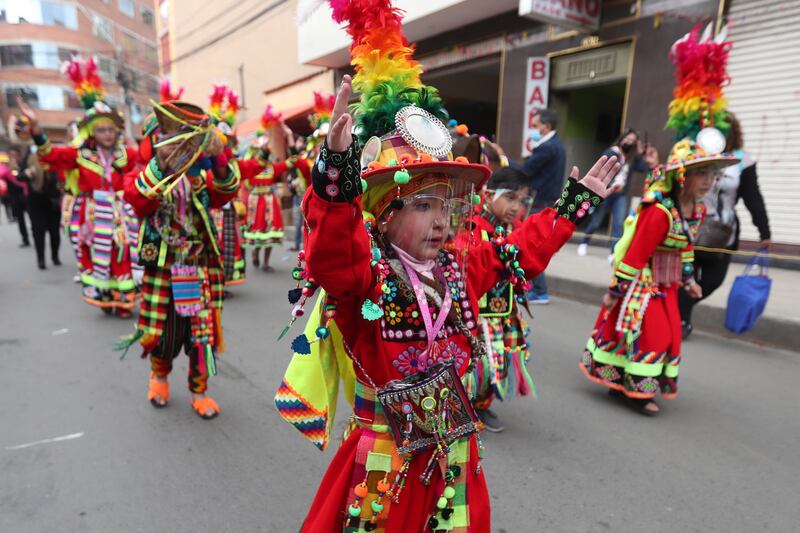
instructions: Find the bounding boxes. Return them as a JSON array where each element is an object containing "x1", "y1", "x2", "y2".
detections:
[
  {"x1": 383, "y1": 184, "x2": 454, "y2": 262},
  {"x1": 683, "y1": 167, "x2": 717, "y2": 199},
  {"x1": 486, "y1": 186, "x2": 531, "y2": 224},
  {"x1": 92, "y1": 122, "x2": 118, "y2": 149}
]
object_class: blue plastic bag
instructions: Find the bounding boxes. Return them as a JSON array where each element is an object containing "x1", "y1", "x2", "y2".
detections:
[{"x1": 725, "y1": 253, "x2": 771, "y2": 334}]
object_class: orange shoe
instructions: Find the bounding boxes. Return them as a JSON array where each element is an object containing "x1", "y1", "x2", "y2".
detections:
[
  {"x1": 191, "y1": 395, "x2": 220, "y2": 420},
  {"x1": 148, "y1": 373, "x2": 169, "y2": 408}
]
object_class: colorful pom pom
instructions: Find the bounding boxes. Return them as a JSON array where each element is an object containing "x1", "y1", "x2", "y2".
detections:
[
  {"x1": 393, "y1": 169, "x2": 410, "y2": 184},
  {"x1": 315, "y1": 326, "x2": 330, "y2": 340}
]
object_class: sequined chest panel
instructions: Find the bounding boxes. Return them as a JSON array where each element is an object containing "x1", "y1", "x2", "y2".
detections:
[
  {"x1": 659, "y1": 198, "x2": 703, "y2": 251},
  {"x1": 379, "y1": 253, "x2": 476, "y2": 376}
]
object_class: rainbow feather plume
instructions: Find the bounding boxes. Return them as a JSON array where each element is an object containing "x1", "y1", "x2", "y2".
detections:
[
  {"x1": 225, "y1": 90, "x2": 240, "y2": 126},
  {"x1": 63, "y1": 57, "x2": 105, "y2": 111},
  {"x1": 208, "y1": 84, "x2": 240, "y2": 127},
  {"x1": 310, "y1": 91, "x2": 335, "y2": 129},
  {"x1": 258, "y1": 104, "x2": 283, "y2": 136},
  {"x1": 328, "y1": 0, "x2": 446, "y2": 141},
  {"x1": 665, "y1": 24, "x2": 732, "y2": 140},
  {"x1": 159, "y1": 78, "x2": 184, "y2": 102}
]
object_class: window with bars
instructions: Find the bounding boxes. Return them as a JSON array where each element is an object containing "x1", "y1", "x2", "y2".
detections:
[
  {"x1": 95, "y1": 56, "x2": 117, "y2": 81},
  {"x1": 93, "y1": 14, "x2": 114, "y2": 42}
]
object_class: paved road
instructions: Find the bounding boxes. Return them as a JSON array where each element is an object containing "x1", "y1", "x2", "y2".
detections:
[{"x1": 1, "y1": 223, "x2": 798, "y2": 533}]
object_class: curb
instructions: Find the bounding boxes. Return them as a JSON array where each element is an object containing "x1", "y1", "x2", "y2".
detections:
[{"x1": 546, "y1": 274, "x2": 799, "y2": 354}]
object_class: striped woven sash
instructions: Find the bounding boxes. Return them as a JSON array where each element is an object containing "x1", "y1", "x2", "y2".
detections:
[{"x1": 92, "y1": 190, "x2": 115, "y2": 281}]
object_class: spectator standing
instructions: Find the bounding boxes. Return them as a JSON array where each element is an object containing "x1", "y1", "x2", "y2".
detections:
[
  {"x1": 518, "y1": 108, "x2": 566, "y2": 304},
  {"x1": 19, "y1": 146, "x2": 62, "y2": 269},
  {"x1": 678, "y1": 113, "x2": 771, "y2": 338},
  {"x1": 577, "y1": 128, "x2": 646, "y2": 262}
]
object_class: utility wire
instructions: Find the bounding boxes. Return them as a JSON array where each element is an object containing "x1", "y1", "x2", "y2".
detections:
[
  {"x1": 174, "y1": 0, "x2": 263, "y2": 43},
  {"x1": 170, "y1": 0, "x2": 289, "y2": 65}
]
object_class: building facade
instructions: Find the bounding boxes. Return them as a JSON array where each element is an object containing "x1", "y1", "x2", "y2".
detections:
[
  {"x1": 158, "y1": 0, "x2": 334, "y2": 145},
  {"x1": 299, "y1": 0, "x2": 800, "y2": 250},
  {"x1": 0, "y1": 0, "x2": 161, "y2": 145}
]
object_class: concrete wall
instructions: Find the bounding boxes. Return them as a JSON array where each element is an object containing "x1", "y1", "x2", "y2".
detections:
[{"x1": 167, "y1": 0, "x2": 330, "y2": 123}]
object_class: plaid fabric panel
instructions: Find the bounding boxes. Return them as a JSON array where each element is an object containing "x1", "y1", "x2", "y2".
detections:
[{"x1": 139, "y1": 266, "x2": 172, "y2": 338}]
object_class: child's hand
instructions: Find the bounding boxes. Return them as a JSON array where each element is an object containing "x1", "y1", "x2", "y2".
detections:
[
  {"x1": 327, "y1": 75, "x2": 353, "y2": 153},
  {"x1": 602, "y1": 293, "x2": 619, "y2": 310},
  {"x1": 569, "y1": 155, "x2": 621, "y2": 198},
  {"x1": 205, "y1": 129, "x2": 225, "y2": 156},
  {"x1": 16, "y1": 96, "x2": 42, "y2": 136}
]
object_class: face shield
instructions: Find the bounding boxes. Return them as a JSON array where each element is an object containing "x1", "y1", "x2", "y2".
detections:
[
  {"x1": 378, "y1": 176, "x2": 477, "y2": 287},
  {"x1": 483, "y1": 188, "x2": 533, "y2": 222}
]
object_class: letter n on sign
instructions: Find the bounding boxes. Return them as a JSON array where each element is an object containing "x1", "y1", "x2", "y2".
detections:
[{"x1": 521, "y1": 56, "x2": 550, "y2": 157}]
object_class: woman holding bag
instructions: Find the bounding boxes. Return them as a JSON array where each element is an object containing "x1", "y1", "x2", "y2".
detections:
[{"x1": 678, "y1": 113, "x2": 771, "y2": 338}]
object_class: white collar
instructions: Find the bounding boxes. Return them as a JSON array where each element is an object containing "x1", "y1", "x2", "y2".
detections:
[{"x1": 532, "y1": 130, "x2": 556, "y2": 149}]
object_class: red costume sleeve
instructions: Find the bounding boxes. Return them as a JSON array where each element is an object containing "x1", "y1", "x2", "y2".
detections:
[
  {"x1": 37, "y1": 144, "x2": 79, "y2": 177},
  {"x1": 237, "y1": 158, "x2": 266, "y2": 184},
  {"x1": 236, "y1": 158, "x2": 288, "y2": 186},
  {"x1": 610, "y1": 203, "x2": 670, "y2": 294},
  {"x1": 295, "y1": 157, "x2": 312, "y2": 182},
  {"x1": 208, "y1": 155, "x2": 241, "y2": 209},
  {"x1": 303, "y1": 190, "x2": 374, "y2": 305},
  {"x1": 123, "y1": 163, "x2": 160, "y2": 218},
  {"x1": 468, "y1": 208, "x2": 575, "y2": 298}
]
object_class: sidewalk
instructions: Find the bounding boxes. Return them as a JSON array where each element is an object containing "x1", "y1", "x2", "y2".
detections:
[{"x1": 543, "y1": 242, "x2": 800, "y2": 353}]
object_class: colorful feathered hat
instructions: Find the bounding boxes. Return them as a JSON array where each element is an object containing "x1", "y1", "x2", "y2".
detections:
[
  {"x1": 208, "y1": 83, "x2": 240, "y2": 129},
  {"x1": 63, "y1": 56, "x2": 123, "y2": 132},
  {"x1": 159, "y1": 78, "x2": 184, "y2": 102},
  {"x1": 659, "y1": 23, "x2": 739, "y2": 180},
  {"x1": 329, "y1": 0, "x2": 489, "y2": 216},
  {"x1": 258, "y1": 104, "x2": 283, "y2": 137},
  {"x1": 309, "y1": 91, "x2": 335, "y2": 136}
]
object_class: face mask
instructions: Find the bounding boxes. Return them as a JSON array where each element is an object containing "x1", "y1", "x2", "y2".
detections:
[
  {"x1": 530, "y1": 129, "x2": 542, "y2": 142},
  {"x1": 620, "y1": 142, "x2": 635, "y2": 152}
]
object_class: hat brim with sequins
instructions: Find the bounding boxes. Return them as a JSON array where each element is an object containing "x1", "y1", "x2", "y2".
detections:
[{"x1": 359, "y1": 106, "x2": 489, "y2": 190}]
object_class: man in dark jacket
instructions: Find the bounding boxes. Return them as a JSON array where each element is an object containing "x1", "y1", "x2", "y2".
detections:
[
  {"x1": 19, "y1": 146, "x2": 61, "y2": 269},
  {"x1": 518, "y1": 109, "x2": 566, "y2": 304}
]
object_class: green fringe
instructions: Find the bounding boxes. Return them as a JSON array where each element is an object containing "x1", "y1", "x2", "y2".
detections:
[{"x1": 113, "y1": 329, "x2": 144, "y2": 360}]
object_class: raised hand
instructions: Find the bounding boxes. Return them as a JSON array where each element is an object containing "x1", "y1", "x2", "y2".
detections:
[
  {"x1": 15, "y1": 96, "x2": 42, "y2": 135},
  {"x1": 569, "y1": 155, "x2": 621, "y2": 199},
  {"x1": 327, "y1": 75, "x2": 353, "y2": 153}
]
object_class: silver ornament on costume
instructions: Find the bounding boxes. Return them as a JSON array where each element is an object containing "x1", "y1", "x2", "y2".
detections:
[
  {"x1": 394, "y1": 105, "x2": 452, "y2": 158},
  {"x1": 696, "y1": 127, "x2": 726, "y2": 155},
  {"x1": 359, "y1": 136, "x2": 382, "y2": 170}
]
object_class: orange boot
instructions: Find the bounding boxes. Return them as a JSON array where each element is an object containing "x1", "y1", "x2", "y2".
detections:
[{"x1": 148, "y1": 373, "x2": 169, "y2": 408}]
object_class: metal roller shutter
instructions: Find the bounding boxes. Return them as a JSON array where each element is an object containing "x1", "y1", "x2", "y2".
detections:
[{"x1": 726, "y1": 0, "x2": 800, "y2": 245}]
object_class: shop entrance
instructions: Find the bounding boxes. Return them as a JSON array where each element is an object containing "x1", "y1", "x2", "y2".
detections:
[
  {"x1": 549, "y1": 42, "x2": 632, "y2": 183},
  {"x1": 423, "y1": 55, "x2": 501, "y2": 138}
]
